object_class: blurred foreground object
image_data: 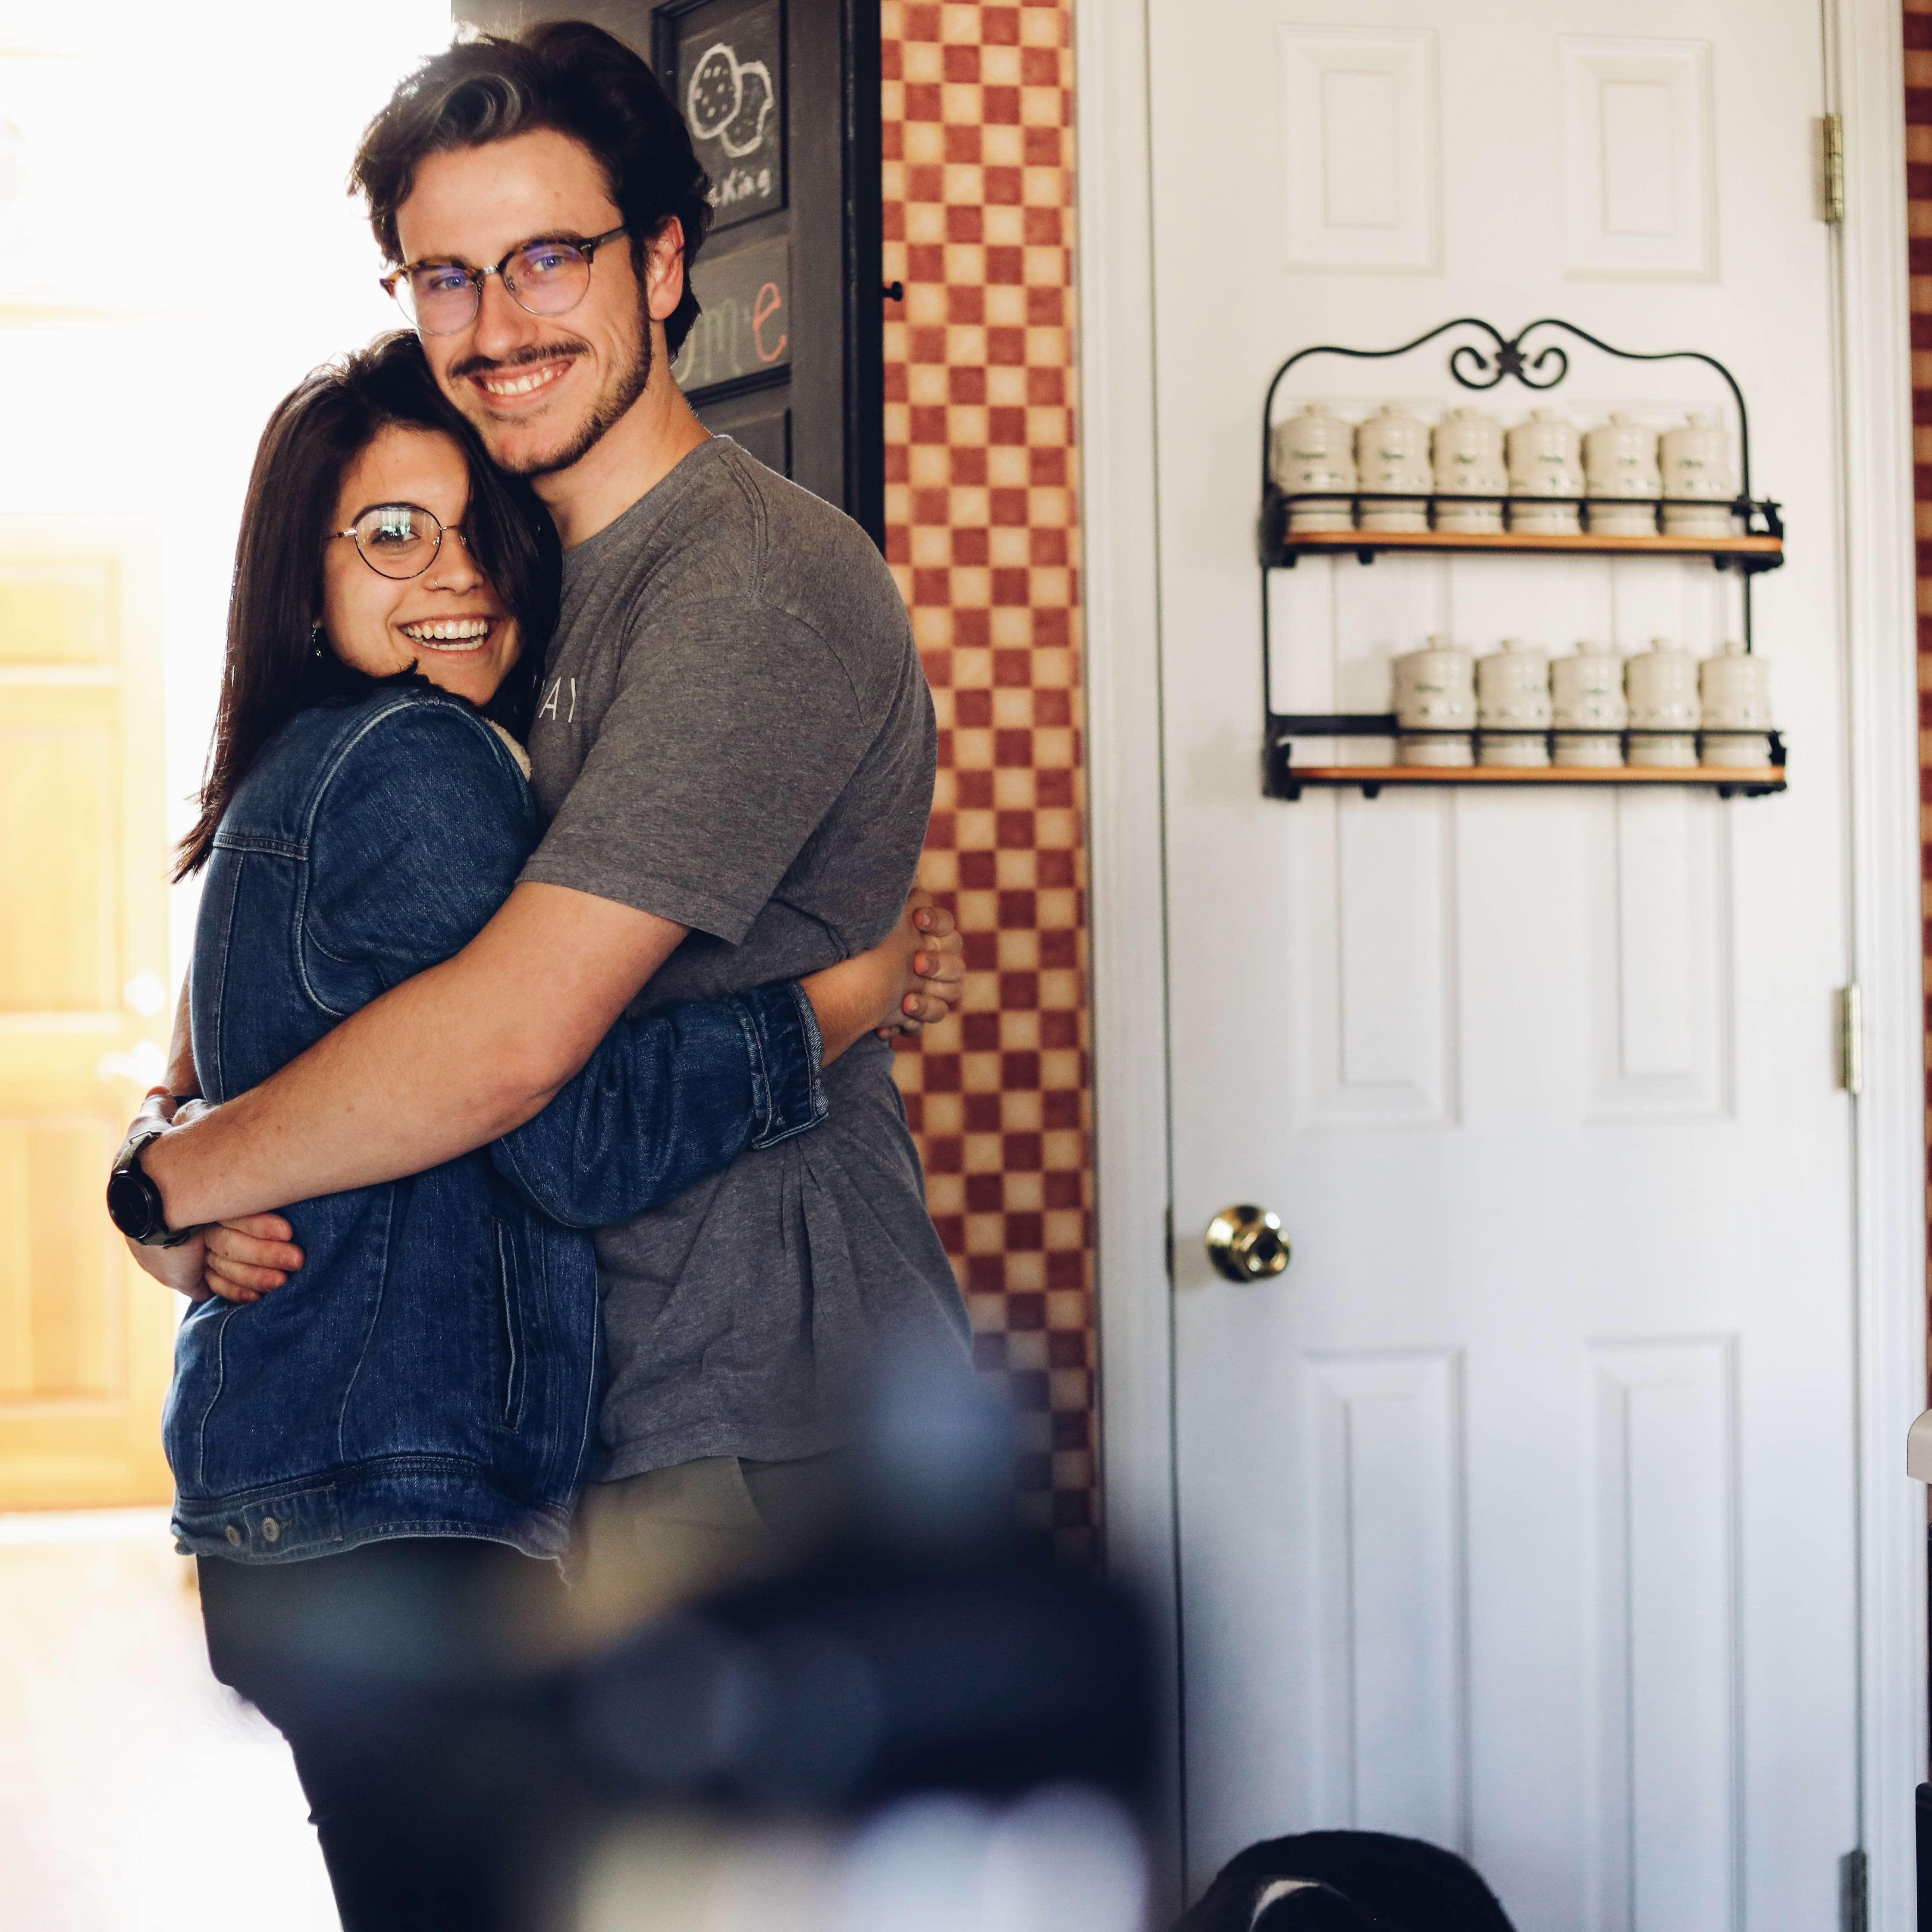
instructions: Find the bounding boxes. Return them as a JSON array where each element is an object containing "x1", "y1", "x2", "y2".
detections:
[
  {"x1": 538, "y1": 1348, "x2": 1154, "y2": 1929},
  {"x1": 574, "y1": 1788, "x2": 1146, "y2": 1932}
]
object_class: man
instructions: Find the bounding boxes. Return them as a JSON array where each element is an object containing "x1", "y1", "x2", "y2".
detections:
[{"x1": 129, "y1": 22, "x2": 969, "y2": 1618}]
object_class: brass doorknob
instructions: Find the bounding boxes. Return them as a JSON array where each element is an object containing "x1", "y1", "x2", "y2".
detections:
[{"x1": 1204, "y1": 1204, "x2": 1291, "y2": 1282}]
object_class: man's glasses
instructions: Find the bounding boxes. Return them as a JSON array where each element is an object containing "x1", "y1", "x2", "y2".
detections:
[
  {"x1": 331, "y1": 504, "x2": 474, "y2": 580},
  {"x1": 380, "y1": 226, "x2": 629, "y2": 336}
]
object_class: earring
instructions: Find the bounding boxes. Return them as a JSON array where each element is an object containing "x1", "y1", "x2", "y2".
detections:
[{"x1": 310, "y1": 621, "x2": 326, "y2": 657}]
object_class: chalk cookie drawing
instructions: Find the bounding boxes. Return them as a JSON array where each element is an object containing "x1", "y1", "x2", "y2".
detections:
[{"x1": 686, "y1": 43, "x2": 775, "y2": 160}]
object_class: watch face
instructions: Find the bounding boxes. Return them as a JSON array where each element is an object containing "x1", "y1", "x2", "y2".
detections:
[{"x1": 106, "y1": 1166, "x2": 158, "y2": 1241}]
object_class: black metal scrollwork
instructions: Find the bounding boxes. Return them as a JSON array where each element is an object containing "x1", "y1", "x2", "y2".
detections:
[
  {"x1": 1261, "y1": 316, "x2": 1754, "y2": 499},
  {"x1": 1451, "y1": 334, "x2": 1568, "y2": 391}
]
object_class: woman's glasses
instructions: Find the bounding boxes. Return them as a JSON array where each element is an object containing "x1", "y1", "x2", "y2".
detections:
[
  {"x1": 331, "y1": 504, "x2": 473, "y2": 580},
  {"x1": 379, "y1": 227, "x2": 629, "y2": 336}
]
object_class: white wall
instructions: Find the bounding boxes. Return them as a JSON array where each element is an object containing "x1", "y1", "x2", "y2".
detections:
[{"x1": 0, "y1": 0, "x2": 451, "y2": 985}]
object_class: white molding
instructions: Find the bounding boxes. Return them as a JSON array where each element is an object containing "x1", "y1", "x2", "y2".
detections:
[
  {"x1": 1072, "y1": 0, "x2": 1182, "y2": 1911},
  {"x1": 1827, "y1": 2, "x2": 1928, "y2": 1927}
]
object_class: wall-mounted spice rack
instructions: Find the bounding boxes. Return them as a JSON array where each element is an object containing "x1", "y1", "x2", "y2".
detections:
[{"x1": 1258, "y1": 317, "x2": 1788, "y2": 802}]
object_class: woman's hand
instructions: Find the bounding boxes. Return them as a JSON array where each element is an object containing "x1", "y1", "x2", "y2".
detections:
[
  {"x1": 125, "y1": 1227, "x2": 213, "y2": 1303},
  {"x1": 802, "y1": 891, "x2": 965, "y2": 1065},
  {"x1": 199, "y1": 1214, "x2": 305, "y2": 1304}
]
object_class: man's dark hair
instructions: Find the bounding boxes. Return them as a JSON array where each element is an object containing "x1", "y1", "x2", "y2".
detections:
[
  {"x1": 174, "y1": 332, "x2": 560, "y2": 880},
  {"x1": 350, "y1": 22, "x2": 712, "y2": 357}
]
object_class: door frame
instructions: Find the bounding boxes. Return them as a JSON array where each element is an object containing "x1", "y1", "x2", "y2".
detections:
[{"x1": 1073, "y1": 0, "x2": 1929, "y2": 1918}]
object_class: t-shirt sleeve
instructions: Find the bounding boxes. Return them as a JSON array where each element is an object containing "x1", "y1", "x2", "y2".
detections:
[{"x1": 518, "y1": 599, "x2": 875, "y2": 943}]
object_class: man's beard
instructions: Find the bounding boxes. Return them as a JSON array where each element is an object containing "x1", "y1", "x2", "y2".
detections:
[{"x1": 455, "y1": 297, "x2": 654, "y2": 480}]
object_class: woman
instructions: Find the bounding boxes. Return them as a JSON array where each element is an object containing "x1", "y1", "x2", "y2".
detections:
[{"x1": 125, "y1": 333, "x2": 958, "y2": 1928}]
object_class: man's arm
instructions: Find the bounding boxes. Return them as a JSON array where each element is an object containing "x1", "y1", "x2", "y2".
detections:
[{"x1": 144, "y1": 881, "x2": 686, "y2": 1230}]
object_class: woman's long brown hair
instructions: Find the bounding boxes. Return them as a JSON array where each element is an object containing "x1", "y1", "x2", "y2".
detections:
[{"x1": 173, "y1": 332, "x2": 559, "y2": 879}]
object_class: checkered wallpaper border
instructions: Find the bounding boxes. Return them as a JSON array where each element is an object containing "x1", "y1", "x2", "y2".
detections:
[{"x1": 878, "y1": 0, "x2": 1097, "y2": 1559}]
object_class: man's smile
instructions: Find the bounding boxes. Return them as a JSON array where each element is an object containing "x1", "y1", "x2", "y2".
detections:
[{"x1": 466, "y1": 355, "x2": 578, "y2": 406}]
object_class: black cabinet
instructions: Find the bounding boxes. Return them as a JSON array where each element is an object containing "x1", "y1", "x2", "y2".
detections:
[{"x1": 450, "y1": 0, "x2": 884, "y2": 544}]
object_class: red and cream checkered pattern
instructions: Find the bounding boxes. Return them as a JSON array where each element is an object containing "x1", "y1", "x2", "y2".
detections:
[
  {"x1": 879, "y1": 0, "x2": 1095, "y2": 1559},
  {"x1": 1907, "y1": 1, "x2": 1932, "y2": 1392}
]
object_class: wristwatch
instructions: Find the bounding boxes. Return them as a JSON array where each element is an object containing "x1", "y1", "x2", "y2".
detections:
[{"x1": 106, "y1": 1126, "x2": 201, "y2": 1248}]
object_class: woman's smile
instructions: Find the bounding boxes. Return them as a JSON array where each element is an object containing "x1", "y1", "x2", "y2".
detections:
[{"x1": 396, "y1": 614, "x2": 499, "y2": 652}]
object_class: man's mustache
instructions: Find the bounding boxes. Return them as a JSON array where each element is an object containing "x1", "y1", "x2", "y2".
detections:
[{"x1": 447, "y1": 339, "x2": 591, "y2": 382}]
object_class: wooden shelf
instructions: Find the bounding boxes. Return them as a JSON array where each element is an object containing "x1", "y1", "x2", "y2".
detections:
[
  {"x1": 1279, "y1": 763, "x2": 1786, "y2": 797},
  {"x1": 1268, "y1": 528, "x2": 1784, "y2": 569}
]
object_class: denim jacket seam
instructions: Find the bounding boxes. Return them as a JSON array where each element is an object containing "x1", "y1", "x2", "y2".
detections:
[
  {"x1": 289, "y1": 855, "x2": 358, "y2": 1022},
  {"x1": 174, "y1": 1451, "x2": 519, "y2": 1509},
  {"x1": 748, "y1": 983, "x2": 828, "y2": 1150},
  {"x1": 299, "y1": 689, "x2": 523, "y2": 849},
  {"x1": 201, "y1": 853, "x2": 247, "y2": 1104},
  {"x1": 296, "y1": 693, "x2": 525, "y2": 1014},
  {"x1": 334, "y1": 1187, "x2": 395, "y2": 1462},
  {"x1": 211, "y1": 832, "x2": 307, "y2": 859},
  {"x1": 568, "y1": 1240, "x2": 599, "y2": 1499},
  {"x1": 729, "y1": 996, "x2": 775, "y2": 1137},
  {"x1": 194, "y1": 1304, "x2": 241, "y2": 1492}
]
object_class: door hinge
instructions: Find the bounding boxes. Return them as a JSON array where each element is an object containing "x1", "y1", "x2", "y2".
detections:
[
  {"x1": 1837, "y1": 982, "x2": 1864, "y2": 1095},
  {"x1": 1164, "y1": 1204, "x2": 1175, "y2": 1280},
  {"x1": 1839, "y1": 1847, "x2": 1868, "y2": 1932},
  {"x1": 1819, "y1": 113, "x2": 1846, "y2": 224}
]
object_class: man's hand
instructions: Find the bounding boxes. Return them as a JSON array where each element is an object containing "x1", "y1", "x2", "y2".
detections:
[
  {"x1": 884, "y1": 894, "x2": 964, "y2": 1035},
  {"x1": 801, "y1": 891, "x2": 965, "y2": 1063}
]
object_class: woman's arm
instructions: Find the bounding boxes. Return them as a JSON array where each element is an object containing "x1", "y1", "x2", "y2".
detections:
[{"x1": 489, "y1": 900, "x2": 962, "y2": 1229}]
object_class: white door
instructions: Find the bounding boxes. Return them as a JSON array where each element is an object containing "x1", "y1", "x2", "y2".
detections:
[{"x1": 1146, "y1": 3, "x2": 1859, "y2": 1926}]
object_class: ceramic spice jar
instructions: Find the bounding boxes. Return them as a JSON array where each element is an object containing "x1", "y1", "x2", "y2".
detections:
[
  {"x1": 1505, "y1": 408, "x2": 1584, "y2": 534},
  {"x1": 1393, "y1": 634, "x2": 1477, "y2": 766},
  {"x1": 1272, "y1": 401, "x2": 1357, "y2": 532},
  {"x1": 1659, "y1": 411, "x2": 1737, "y2": 538},
  {"x1": 1550, "y1": 639, "x2": 1629, "y2": 767},
  {"x1": 1625, "y1": 636, "x2": 1701, "y2": 766},
  {"x1": 1698, "y1": 639, "x2": 1773, "y2": 768},
  {"x1": 1477, "y1": 638, "x2": 1552, "y2": 767},
  {"x1": 1583, "y1": 411, "x2": 1662, "y2": 535},
  {"x1": 1355, "y1": 403, "x2": 1432, "y2": 532},
  {"x1": 1432, "y1": 407, "x2": 1507, "y2": 533}
]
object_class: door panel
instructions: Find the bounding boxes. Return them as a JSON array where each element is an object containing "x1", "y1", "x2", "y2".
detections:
[
  {"x1": 0, "y1": 522, "x2": 174, "y2": 1509},
  {"x1": 1148, "y1": 3, "x2": 1855, "y2": 1925}
]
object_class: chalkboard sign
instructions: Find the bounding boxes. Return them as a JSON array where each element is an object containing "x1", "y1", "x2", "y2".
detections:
[
  {"x1": 653, "y1": 0, "x2": 880, "y2": 538},
  {"x1": 670, "y1": 234, "x2": 791, "y2": 390},
  {"x1": 673, "y1": 0, "x2": 784, "y2": 232}
]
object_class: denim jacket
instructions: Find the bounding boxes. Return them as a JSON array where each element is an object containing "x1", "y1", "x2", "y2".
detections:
[{"x1": 166, "y1": 684, "x2": 826, "y2": 1563}]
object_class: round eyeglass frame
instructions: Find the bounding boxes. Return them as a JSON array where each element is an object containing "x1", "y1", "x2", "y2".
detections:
[
  {"x1": 379, "y1": 226, "x2": 630, "y2": 336},
  {"x1": 330, "y1": 503, "x2": 474, "y2": 581}
]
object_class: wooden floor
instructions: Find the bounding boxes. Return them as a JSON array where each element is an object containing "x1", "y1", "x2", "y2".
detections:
[{"x1": 0, "y1": 1511, "x2": 336, "y2": 1931}]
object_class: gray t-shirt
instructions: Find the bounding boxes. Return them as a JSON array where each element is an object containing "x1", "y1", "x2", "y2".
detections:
[{"x1": 520, "y1": 437, "x2": 969, "y2": 1479}]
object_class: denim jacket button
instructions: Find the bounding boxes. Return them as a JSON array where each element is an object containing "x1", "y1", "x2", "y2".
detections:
[
  {"x1": 260, "y1": 1517, "x2": 281, "y2": 1543},
  {"x1": 225, "y1": 1524, "x2": 243, "y2": 1547}
]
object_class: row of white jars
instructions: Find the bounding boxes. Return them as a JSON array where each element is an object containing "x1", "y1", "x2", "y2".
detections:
[
  {"x1": 1272, "y1": 402, "x2": 1736, "y2": 538},
  {"x1": 1389, "y1": 637, "x2": 1774, "y2": 769}
]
